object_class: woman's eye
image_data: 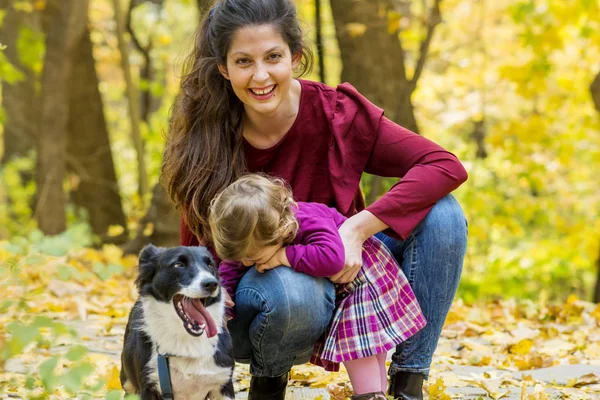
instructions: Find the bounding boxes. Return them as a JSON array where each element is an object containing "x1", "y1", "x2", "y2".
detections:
[
  {"x1": 173, "y1": 262, "x2": 184, "y2": 268},
  {"x1": 268, "y1": 53, "x2": 282, "y2": 61},
  {"x1": 236, "y1": 58, "x2": 250, "y2": 65}
]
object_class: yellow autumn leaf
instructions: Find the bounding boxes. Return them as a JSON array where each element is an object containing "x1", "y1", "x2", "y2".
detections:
[
  {"x1": 570, "y1": 373, "x2": 600, "y2": 388},
  {"x1": 102, "y1": 244, "x2": 124, "y2": 265},
  {"x1": 565, "y1": 294, "x2": 579, "y2": 305},
  {"x1": 509, "y1": 339, "x2": 534, "y2": 355},
  {"x1": 105, "y1": 365, "x2": 122, "y2": 390},
  {"x1": 158, "y1": 34, "x2": 172, "y2": 45},
  {"x1": 34, "y1": 0, "x2": 45, "y2": 11},
  {"x1": 13, "y1": 1, "x2": 34, "y2": 12},
  {"x1": 591, "y1": 304, "x2": 600, "y2": 321},
  {"x1": 107, "y1": 225, "x2": 125, "y2": 237},
  {"x1": 143, "y1": 222, "x2": 154, "y2": 237},
  {"x1": 388, "y1": 10, "x2": 401, "y2": 34},
  {"x1": 428, "y1": 378, "x2": 451, "y2": 400},
  {"x1": 346, "y1": 23, "x2": 367, "y2": 38}
]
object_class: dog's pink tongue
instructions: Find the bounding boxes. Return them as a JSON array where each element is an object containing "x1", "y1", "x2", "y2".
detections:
[{"x1": 185, "y1": 298, "x2": 218, "y2": 338}]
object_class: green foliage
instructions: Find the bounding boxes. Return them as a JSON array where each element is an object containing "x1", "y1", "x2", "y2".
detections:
[
  {"x1": 414, "y1": 0, "x2": 600, "y2": 301},
  {"x1": 0, "y1": 48, "x2": 25, "y2": 84},
  {"x1": 16, "y1": 25, "x2": 45, "y2": 74},
  {"x1": 0, "y1": 316, "x2": 100, "y2": 396},
  {"x1": 0, "y1": 154, "x2": 37, "y2": 238}
]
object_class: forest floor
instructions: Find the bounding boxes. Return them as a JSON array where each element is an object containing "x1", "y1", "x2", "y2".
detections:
[{"x1": 1, "y1": 246, "x2": 599, "y2": 399}]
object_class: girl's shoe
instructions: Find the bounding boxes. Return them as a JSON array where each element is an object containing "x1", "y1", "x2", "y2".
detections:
[
  {"x1": 248, "y1": 372, "x2": 288, "y2": 400},
  {"x1": 388, "y1": 372, "x2": 424, "y2": 400},
  {"x1": 352, "y1": 391, "x2": 387, "y2": 400}
]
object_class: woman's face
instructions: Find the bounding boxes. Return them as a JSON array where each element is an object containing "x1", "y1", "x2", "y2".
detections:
[{"x1": 219, "y1": 24, "x2": 300, "y2": 117}]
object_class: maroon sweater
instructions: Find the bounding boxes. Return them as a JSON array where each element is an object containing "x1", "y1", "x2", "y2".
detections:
[{"x1": 180, "y1": 79, "x2": 468, "y2": 246}]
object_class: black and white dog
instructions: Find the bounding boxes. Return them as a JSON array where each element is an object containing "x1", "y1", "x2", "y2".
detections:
[{"x1": 120, "y1": 244, "x2": 234, "y2": 400}]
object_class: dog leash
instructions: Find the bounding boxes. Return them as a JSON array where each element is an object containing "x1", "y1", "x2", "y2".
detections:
[
  {"x1": 157, "y1": 353, "x2": 174, "y2": 399},
  {"x1": 156, "y1": 325, "x2": 229, "y2": 399}
]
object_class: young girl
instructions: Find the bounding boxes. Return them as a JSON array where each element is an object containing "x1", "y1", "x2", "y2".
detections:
[{"x1": 209, "y1": 174, "x2": 426, "y2": 400}]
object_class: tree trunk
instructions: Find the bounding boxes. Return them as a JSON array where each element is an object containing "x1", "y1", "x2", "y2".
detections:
[
  {"x1": 36, "y1": 0, "x2": 89, "y2": 235},
  {"x1": 590, "y1": 71, "x2": 600, "y2": 303},
  {"x1": 329, "y1": 0, "x2": 419, "y2": 132},
  {"x1": 122, "y1": 183, "x2": 180, "y2": 254},
  {"x1": 0, "y1": 2, "x2": 40, "y2": 164},
  {"x1": 330, "y1": 0, "x2": 443, "y2": 201},
  {"x1": 67, "y1": 28, "x2": 128, "y2": 243}
]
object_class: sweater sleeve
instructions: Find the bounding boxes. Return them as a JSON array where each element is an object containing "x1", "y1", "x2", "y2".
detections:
[
  {"x1": 285, "y1": 215, "x2": 345, "y2": 277},
  {"x1": 365, "y1": 117, "x2": 468, "y2": 239},
  {"x1": 218, "y1": 260, "x2": 248, "y2": 305}
]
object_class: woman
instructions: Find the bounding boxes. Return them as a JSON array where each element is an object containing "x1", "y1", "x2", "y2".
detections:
[{"x1": 162, "y1": 0, "x2": 468, "y2": 398}]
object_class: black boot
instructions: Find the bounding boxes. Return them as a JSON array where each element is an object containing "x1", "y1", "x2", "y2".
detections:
[
  {"x1": 388, "y1": 372, "x2": 424, "y2": 400},
  {"x1": 248, "y1": 372, "x2": 288, "y2": 400}
]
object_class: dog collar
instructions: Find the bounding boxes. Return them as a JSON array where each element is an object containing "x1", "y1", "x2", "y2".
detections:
[{"x1": 157, "y1": 353, "x2": 174, "y2": 399}]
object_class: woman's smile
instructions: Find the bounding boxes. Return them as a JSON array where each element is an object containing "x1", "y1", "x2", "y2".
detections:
[{"x1": 248, "y1": 84, "x2": 277, "y2": 100}]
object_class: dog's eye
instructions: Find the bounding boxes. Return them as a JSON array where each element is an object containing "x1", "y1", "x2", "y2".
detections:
[{"x1": 172, "y1": 262, "x2": 185, "y2": 268}]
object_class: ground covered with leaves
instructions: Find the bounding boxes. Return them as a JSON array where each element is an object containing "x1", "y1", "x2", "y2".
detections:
[{"x1": 1, "y1": 238, "x2": 599, "y2": 399}]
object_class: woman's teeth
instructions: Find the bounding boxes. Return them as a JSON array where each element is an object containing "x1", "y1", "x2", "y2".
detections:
[{"x1": 250, "y1": 86, "x2": 275, "y2": 95}]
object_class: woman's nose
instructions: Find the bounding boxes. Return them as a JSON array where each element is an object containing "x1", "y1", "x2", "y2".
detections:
[{"x1": 253, "y1": 63, "x2": 269, "y2": 82}]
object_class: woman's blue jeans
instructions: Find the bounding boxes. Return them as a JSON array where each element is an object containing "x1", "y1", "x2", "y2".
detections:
[{"x1": 227, "y1": 194, "x2": 467, "y2": 378}]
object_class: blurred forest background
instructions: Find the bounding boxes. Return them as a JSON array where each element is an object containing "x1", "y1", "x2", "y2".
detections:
[
  {"x1": 1, "y1": 0, "x2": 600, "y2": 398},
  {"x1": 1, "y1": 0, "x2": 599, "y2": 303}
]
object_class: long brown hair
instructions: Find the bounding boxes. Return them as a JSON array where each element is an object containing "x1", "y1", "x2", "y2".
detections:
[
  {"x1": 162, "y1": 0, "x2": 313, "y2": 242},
  {"x1": 208, "y1": 174, "x2": 299, "y2": 261}
]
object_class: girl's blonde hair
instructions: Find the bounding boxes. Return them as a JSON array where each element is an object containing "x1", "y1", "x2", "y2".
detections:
[{"x1": 208, "y1": 174, "x2": 299, "y2": 261}]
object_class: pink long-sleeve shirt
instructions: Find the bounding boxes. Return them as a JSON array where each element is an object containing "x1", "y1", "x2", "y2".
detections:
[{"x1": 218, "y1": 202, "x2": 348, "y2": 302}]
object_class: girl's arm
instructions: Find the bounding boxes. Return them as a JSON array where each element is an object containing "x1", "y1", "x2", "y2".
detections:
[{"x1": 284, "y1": 216, "x2": 345, "y2": 277}]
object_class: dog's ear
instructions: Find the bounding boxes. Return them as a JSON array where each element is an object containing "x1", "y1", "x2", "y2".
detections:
[
  {"x1": 139, "y1": 244, "x2": 161, "y2": 264},
  {"x1": 135, "y1": 244, "x2": 162, "y2": 291}
]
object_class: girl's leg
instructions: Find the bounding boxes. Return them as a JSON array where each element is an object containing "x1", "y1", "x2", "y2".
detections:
[
  {"x1": 228, "y1": 266, "x2": 335, "y2": 377},
  {"x1": 344, "y1": 356, "x2": 384, "y2": 394},
  {"x1": 376, "y1": 353, "x2": 388, "y2": 391}
]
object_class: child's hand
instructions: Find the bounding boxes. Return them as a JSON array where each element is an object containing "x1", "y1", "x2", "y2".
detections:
[
  {"x1": 223, "y1": 291, "x2": 235, "y2": 321},
  {"x1": 223, "y1": 291, "x2": 235, "y2": 308},
  {"x1": 256, "y1": 248, "x2": 290, "y2": 273}
]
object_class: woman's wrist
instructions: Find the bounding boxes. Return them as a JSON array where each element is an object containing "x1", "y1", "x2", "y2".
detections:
[{"x1": 342, "y1": 210, "x2": 388, "y2": 241}]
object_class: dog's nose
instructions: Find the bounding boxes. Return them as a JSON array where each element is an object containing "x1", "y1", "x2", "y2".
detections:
[{"x1": 202, "y1": 278, "x2": 218, "y2": 293}]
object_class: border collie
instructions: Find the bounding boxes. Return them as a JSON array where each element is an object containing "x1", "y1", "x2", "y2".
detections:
[{"x1": 120, "y1": 244, "x2": 234, "y2": 400}]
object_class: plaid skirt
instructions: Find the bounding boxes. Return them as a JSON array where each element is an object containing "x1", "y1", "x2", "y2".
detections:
[{"x1": 309, "y1": 237, "x2": 426, "y2": 372}]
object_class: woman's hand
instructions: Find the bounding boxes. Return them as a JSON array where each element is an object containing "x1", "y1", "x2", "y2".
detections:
[
  {"x1": 256, "y1": 247, "x2": 290, "y2": 273},
  {"x1": 330, "y1": 211, "x2": 388, "y2": 284},
  {"x1": 329, "y1": 220, "x2": 366, "y2": 283}
]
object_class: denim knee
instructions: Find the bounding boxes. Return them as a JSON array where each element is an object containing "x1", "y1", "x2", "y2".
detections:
[
  {"x1": 416, "y1": 194, "x2": 467, "y2": 254},
  {"x1": 230, "y1": 266, "x2": 335, "y2": 376}
]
